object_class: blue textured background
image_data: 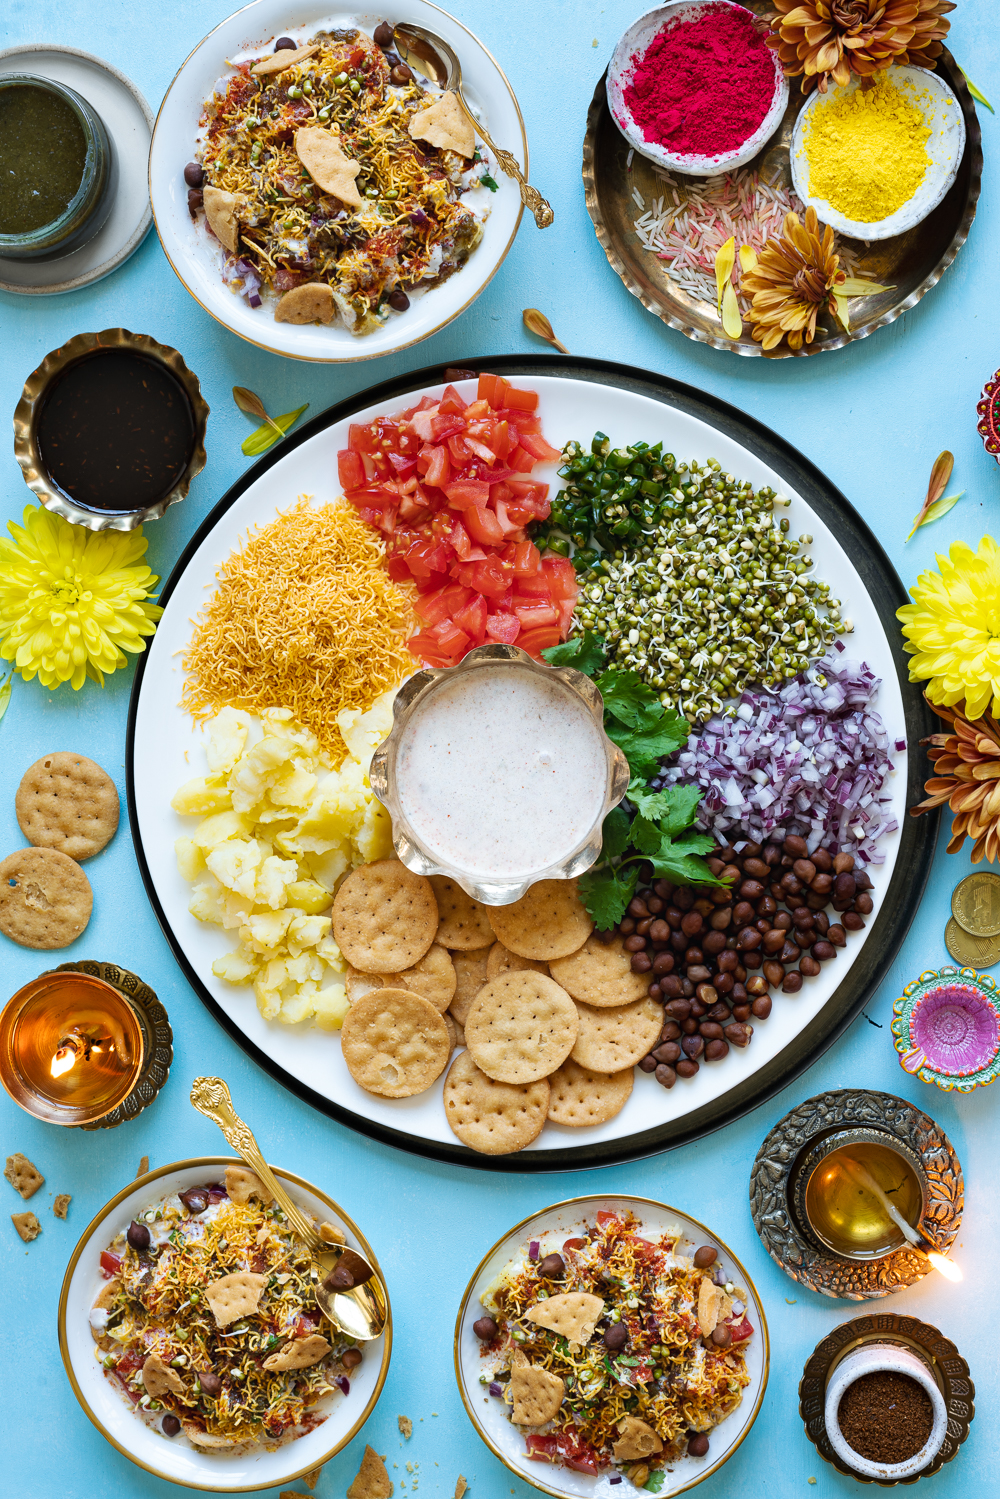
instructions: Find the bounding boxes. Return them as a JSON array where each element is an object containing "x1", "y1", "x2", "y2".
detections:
[{"x1": 1, "y1": 3, "x2": 998, "y2": 1497}]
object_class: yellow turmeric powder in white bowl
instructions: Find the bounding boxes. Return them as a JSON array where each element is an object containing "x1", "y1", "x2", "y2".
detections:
[{"x1": 791, "y1": 65, "x2": 965, "y2": 242}]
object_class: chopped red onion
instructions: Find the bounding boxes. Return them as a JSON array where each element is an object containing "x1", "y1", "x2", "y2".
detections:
[
  {"x1": 335, "y1": 1376, "x2": 350, "y2": 1395},
  {"x1": 657, "y1": 650, "x2": 898, "y2": 865},
  {"x1": 529, "y1": 1240, "x2": 539, "y2": 1261},
  {"x1": 489, "y1": 1381, "x2": 502, "y2": 1396},
  {"x1": 610, "y1": 1477, "x2": 622, "y2": 1485}
]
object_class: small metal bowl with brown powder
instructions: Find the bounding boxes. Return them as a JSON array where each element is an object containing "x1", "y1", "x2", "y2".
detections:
[{"x1": 825, "y1": 1344, "x2": 948, "y2": 1480}]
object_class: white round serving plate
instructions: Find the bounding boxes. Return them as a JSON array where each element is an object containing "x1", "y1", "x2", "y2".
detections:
[
  {"x1": 58, "y1": 1156, "x2": 391, "y2": 1491},
  {"x1": 607, "y1": 2, "x2": 788, "y2": 178},
  {"x1": 791, "y1": 65, "x2": 966, "y2": 241},
  {"x1": 454, "y1": 1195, "x2": 769, "y2": 1497},
  {"x1": 128, "y1": 365, "x2": 915, "y2": 1167},
  {"x1": 149, "y1": 1, "x2": 525, "y2": 361},
  {"x1": 0, "y1": 45, "x2": 153, "y2": 295}
]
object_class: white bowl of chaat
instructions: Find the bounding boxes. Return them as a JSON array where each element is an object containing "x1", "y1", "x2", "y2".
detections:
[
  {"x1": 58, "y1": 1157, "x2": 390, "y2": 1491},
  {"x1": 149, "y1": 1, "x2": 527, "y2": 361},
  {"x1": 455, "y1": 1197, "x2": 768, "y2": 1498}
]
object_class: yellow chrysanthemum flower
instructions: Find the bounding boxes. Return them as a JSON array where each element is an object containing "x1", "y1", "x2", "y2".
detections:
[
  {"x1": 897, "y1": 537, "x2": 1000, "y2": 721},
  {"x1": 0, "y1": 505, "x2": 163, "y2": 691}
]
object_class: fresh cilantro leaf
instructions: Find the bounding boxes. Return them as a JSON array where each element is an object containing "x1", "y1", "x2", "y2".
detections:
[
  {"x1": 645, "y1": 844, "x2": 720, "y2": 886},
  {"x1": 657, "y1": 784, "x2": 703, "y2": 837},
  {"x1": 644, "y1": 1471, "x2": 666, "y2": 1493},
  {"x1": 578, "y1": 865, "x2": 639, "y2": 929},
  {"x1": 481, "y1": 173, "x2": 499, "y2": 192},
  {"x1": 595, "y1": 669, "x2": 663, "y2": 730},
  {"x1": 673, "y1": 830, "x2": 717, "y2": 858},
  {"x1": 542, "y1": 630, "x2": 606, "y2": 677},
  {"x1": 629, "y1": 815, "x2": 663, "y2": 855},
  {"x1": 601, "y1": 806, "x2": 631, "y2": 859},
  {"x1": 605, "y1": 719, "x2": 689, "y2": 779}
]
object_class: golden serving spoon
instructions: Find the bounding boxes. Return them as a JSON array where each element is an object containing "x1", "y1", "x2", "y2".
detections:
[
  {"x1": 393, "y1": 22, "x2": 554, "y2": 228},
  {"x1": 190, "y1": 1077, "x2": 388, "y2": 1340}
]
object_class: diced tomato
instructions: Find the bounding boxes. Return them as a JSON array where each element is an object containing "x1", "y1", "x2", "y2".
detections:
[
  {"x1": 517, "y1": 430, "x2": 563, "y2": 463},
  {"x1": 386, "y1": 450, "x2": 418, "y2": 478},
  {"x1": 507, "y1": 443, "x2": 537, "y2": 473},
  {"x1": 100, "y1": 1250, "x2": 122, "y2": 1278},
  {"x1": 506, "y1": 541, "x2": 541, "y2": 575},
  {"x1": 505, "y1": 409, "x2": 543, "y2": 434},
  {"x1": 445, "y1": 479, "x2": 491, "y2": 510},
  {"x1": 486, "y1": 612, "x2": 520, "y2": 644},
  {"x1": 464, "y1": 398, "x2": 490, "y2": 419},
  {"x1": 465, "y1": 436, "x2": 498, "y2": 466},
  {"x1": 506, "y1": 479, "x2": 550, "y2": 514},
  {"x1": 503, "y1": 386, "x2": 539, "y2": 413},
  {"x1": 345, "y1": 485, "x2": 398, "y2": 511},
  {"x1": 415, "y1": 583, "x2": 473, "y2": 626},
  {"x1": 477, "y1": 373, "x2": 509, "y2": 409},
  {"x1": 728, "y1": 1316, "x2": 755, "y2": 1344},
  {"x1": 556, "y1": 596, "x2": 576, "y2": 635},
  {"x1": 596, "y1": 1210, "x2": 620, "y2": 1228},
  {"x1": 542, "y1": 556, "x2": 580, "y2": 599},
  {"x1": 491, "y1": 419, "x2": 511, "y2": 459},
  {"x1": 505, "y1": 503, "x2": 545, "y2": 527},
  {"x1": 447, "y1": 517, "x2": 474, "y2": 561},
  {"x1": 447, "y1": 433, "x2": 472, "y2": 466},
  {"x1": 469, "y1": 555, "x2": 514, "y2": 598},
  {"x1": 386, "y1": 554, "x2": 411, "y2": 582},
  {"x1": 348, "y1": 421, "x2": 378, "y2": 454},
  {"x1": 453, "y1": 593, "x2": 487, "y2": 644},
  {"x1": 404, "y1": 539, "x2": 451, "y2": 579},
  {"x1": 525, "y1": 1435, "x2": 599, "y2": 1478},
  {"x1": 293, "y1": 1313, "x2": 320, "y2": 1338},
  {"x1": 514, "y1": 572, "x2": 554, "y2": 598},
  {"x1": 464, "y1": 506, "x2": 505, "y2": 546},
  {"x1": 492, "y1": 500, "x2": 522, "y2": 537},
  {"x1": 431, "y1": 414, "x2": 466, "y2": 442},
  {"x1": 515, "y1": 602, "x2": 559, "y2": 628},
  {"x1": 337, "y1": 449, "x2": 366, "y2": 490},
  {"x1": 407, "y1": 630, "x2": 459, "y2": 667},
  {"x1": 423, "y1": 444, "x2": 450, "y2": 488},
  {"x1": 428, "y1": 618, "x2": 470, "y2": 655},
  {"x1": 438, "y1": 383, "x2": 468, "y2": 415}
]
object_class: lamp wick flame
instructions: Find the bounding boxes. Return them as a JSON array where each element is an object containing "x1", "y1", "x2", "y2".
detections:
[
  {"x1": 50, "y1": 1044, "x2": 78, "y2": 1079},
  {"x1": 926, "y1": 1250, "x2": 963, "y2": 1283}
]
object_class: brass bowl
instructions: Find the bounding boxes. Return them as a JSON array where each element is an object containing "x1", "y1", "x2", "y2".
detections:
[
  {"x1": 13, "y1": 327, "x2": 208, "y2": 531},
  {"x1": 58, "y1": 1155, "x2": 392, "y2": 1491},
  {"x1": 789, "y1": 1125, "x2": 928, "y2": 1261},
  {"x1": 799, "y1": 1313, "x2": 974, "y2": 1484}
]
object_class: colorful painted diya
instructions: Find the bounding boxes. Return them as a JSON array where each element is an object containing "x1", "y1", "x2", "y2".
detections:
[
  {"x1": 976, "y1": 368, "x2": 1000, "y2": 465},
  {"x1": 892, "y1": 966, "x2": 1000, "y2": 1092}
]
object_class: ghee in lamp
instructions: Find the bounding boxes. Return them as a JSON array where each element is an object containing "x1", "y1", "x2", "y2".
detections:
[
  {"x1": 804, "y1": 1139, "x2": 923, "y2": 1259},
  {"x1": 0, "y1": 971, "x2": 144, "y2": 1125}
]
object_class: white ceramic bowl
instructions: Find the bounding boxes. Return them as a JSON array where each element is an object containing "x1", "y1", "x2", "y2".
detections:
[
  {"x1": 149, "y1": 1, "x2": 526, "y2": 362},
  {"x1": 824, "y1": 1343, "x2": 948, "y2": 1481},
  {"x1": 791, "y1": 65, "x2": 966, "y2": 241},
  {"x1": 58, "y1": 1156, "x2": 391, "y2": 1491},
  {"x1": 455, "y1": 1195, "x2": 769, "y2": 1497},
  {"x1": 607, "y1": 2, "x2": 788, "y2": 178}
]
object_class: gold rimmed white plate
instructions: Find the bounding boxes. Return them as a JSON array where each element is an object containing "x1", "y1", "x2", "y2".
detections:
[
  {"x1": 58, "y1": 1155, "x2": 391, "y2": 1491},
  {"x1": 454, "y1": 1195, "x2": 769, "y2": 1497},
  {"x1": 148, "y1": 1, "x2": 526, "y2": 362}
]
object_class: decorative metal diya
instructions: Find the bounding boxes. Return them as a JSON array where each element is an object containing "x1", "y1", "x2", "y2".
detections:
[
  {"x1": 800, "y1": 1313, "x2": 974, "y2": 1484},
  {"x1": 976, "y1": 367, "x2": 1000, "y2": 465},
  {"x1": 892, "y1": 966, "x2": 1000, "y2": 1093},
  {"x1": 749, "y1": 1090, "x2": 963, "y2": 1300},
  {"x1": 61, "y1": 960, "x2": 172, "y2": 1130}
]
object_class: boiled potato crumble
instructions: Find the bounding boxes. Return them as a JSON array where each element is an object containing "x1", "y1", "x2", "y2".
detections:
[{"x1": 171, "y1": 692, "x2": 396, "y2": 1026}]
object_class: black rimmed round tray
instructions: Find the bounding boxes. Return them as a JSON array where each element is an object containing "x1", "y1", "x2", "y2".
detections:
[
  {"x1": 126, "y1": 354, "x2": 937, "y2": 1171},
  {"x1": 583, "y1": 20, "x2": 982, "y2": 358}
]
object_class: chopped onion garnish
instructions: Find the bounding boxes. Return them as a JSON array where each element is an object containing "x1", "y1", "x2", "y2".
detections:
[
  {"x1": 489, "y1": 1381, "x2": 502, "y2": 1396},
  {"x1": 529, "y1": 1240, "x2": 540, "y2": 1262},
  {"x1": 657, "y1": 650, "x2": 898, "y2": 865}
]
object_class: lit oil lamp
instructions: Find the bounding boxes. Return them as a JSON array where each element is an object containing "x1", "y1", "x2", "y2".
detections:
[
  {"x1": 793, "y1": 1128, "x2": 962, "y2": 1283},
  {"x1": 0, "y1": 963, "x2": 171, "y2": 1128}
]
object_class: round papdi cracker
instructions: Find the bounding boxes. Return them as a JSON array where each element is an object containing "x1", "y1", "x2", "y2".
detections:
[
  {"x1": 465, "y1": 971, "x2": 578, "y2": 1084},
  {"x1": 429, "y1": 875, "x2": 494, "y2": 950},
  {"x1": 546, "y1": 1057, "x2": 633, "y2": 1126},
  {"x1": 341, "y1": 988, "x2": 450, "y2": 1098},
  {"x1": 443, "y1": 1050, "x2": 549, "y2": 1155},
  {"x1": 549, "y1": 933, "x2": 650, "y2": 1007},
  {"x1": 571, "y1": 996, "x2": 664, "y2": 1073},
  {"x1": 486, "y1": 942, "x2": 548, "y2": 981},
  {"x1": 16, "y1": 752, "x2": 119, "y2": 861},
  {"x1": 447, "y1": 946, "x2": 491, "y2": 1026},
  {"x1": 0, "y1": 847, "x2": 93, "y2": 949},
  {"x1": 345, "y1": 943, "x2": 455, "y2": 1012},
  {"x1": 487, "y1": 879, "x2": 593, "y2": 960},
  {"x1": 333, "y1": 861, "x2": 438, "y2": 973}
]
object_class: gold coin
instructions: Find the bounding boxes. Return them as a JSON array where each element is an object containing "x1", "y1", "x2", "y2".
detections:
[
  {"x1": 951, "y1": 872, "x2": 1000, "y2": 937},
  {"x1": 944, "y1": 917, "x2": 1000, "y2": 968}
]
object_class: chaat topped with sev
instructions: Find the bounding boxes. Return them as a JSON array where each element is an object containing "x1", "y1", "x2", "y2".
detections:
[
  {"x1": 193, "y1": 24, "x2": 493, "y2": 334},
  {"x1": 90, "y1": 1165, "x2": 360, "y2": 1450},
  {"x1": 474, "y1": 1210, "x2": 754, "y2": 1481}
]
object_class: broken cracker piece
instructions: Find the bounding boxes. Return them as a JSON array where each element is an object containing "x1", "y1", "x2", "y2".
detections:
[
  {"x1": 525, "y1": 1290, "x2": 604, "y2": 1348},
  {"x1": 204, "y1": 1271, "x2": 266, "y2": 1327},
  {"x1": 142, "y1": 1353, "x2": 186, "y2": 1399},
  {"x1": 183, "y1": 1423, "x2": 235, "y2": 1449},
  {"x1": 408, "y1": 91, "x2": 475, "y2": 158},
  {"x1": 455, "y1": 1480, "x2": 468, "y2": 1499},
  {"x1": 11, "y1": 1211, "x2": 40, "y2": 1242},
  {"x1": 252, "y1": 43, "x2": 320, "y2": 76},
  {"x1": 347, "y1": 1444, "x2": 393, "y2": 1499},
  {"x1": 225, "y1": 1164, "x2": 272, "y2": 1206},
  {"x1": 302, "y1": 1473, "x2": 322, "y2": 1493},
  {"x1": 275, "y1": 283, "x2": 336, "y2": 325},
  {"x1": 398, "y1": 1414, "x2": 413, "y2": 1439},
  {"x1": 53, "y1": 1193, "x2": 71, "y2": 1218},
  {"x1": 5, "y1": 1152, "x2": 44, "y2": 1199},
  {"x1": 203, "y1": 186, "x2": 240, "y2": 252},
  {"x1": 136, "y1": 1156, "x2": 149, "y2": 1178},
  {"x1": 612, "y1": 1415, "x2": 663, "y2": 1462},
  {"x1": 319, "y1": 1220, "x2": 346, "y2": 1245},
  {"x1": 511, "y1": 1352, "x2": 564, "y2": 1425},
  {"x1": 295, "y1": 127, "x2": 363, "y2": 208},
  {"x1": 697, "y1": 1277, "x2": 732, "y2": 1338},
  {"x1": 262, "y1": 1333, "x2": 331, "y2": 1371}
]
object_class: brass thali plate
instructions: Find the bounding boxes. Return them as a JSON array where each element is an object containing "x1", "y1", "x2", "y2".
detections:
[{"x1": 582, "y1": 27, "x2": 982, "y2": 359}]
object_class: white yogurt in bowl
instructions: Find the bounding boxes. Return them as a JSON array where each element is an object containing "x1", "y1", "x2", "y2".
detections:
[{"x1": 370, "y1": 645, "x2": 630, "y2": 903}]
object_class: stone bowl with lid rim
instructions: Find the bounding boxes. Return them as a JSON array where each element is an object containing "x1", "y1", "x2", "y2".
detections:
[
  {"x1": 824, "y1": 1342, "x2": 949, "y2": 1482},
  {"x1": 607, "y1": 1, "x2": 789, "y2": 178},
  {"x1": 369, "y1": 642, "x2": 630, "y2": 905}
]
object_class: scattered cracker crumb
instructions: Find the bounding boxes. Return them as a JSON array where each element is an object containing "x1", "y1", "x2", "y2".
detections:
[
  {"x1": 398, "y1": 1415, "x2": 412, "y2": 1439},
  {"x1": 455, "y1": 1480, "x2": 468, "y2": 1499},
  {"x1": 431, "y1": 1412, "x2": 438, "y2": 1417},
  {"x1": 302, "y1": 1470, "x2": 321, "y2": 1491},
  {"x1": 808, "y1": 1481, "x2": 816, "y2": 1486},
  {"x1": 136, "y1": 1156, "x2": 149, "y2": 1177},
  {"x1": 592, "y1": 38, "x2": 598, "y2": 46},
  {"x1": 5, "y1": 1152, "x2": 44, "y2": 1199},
  {"x1": 11, "y1": 1211, "x2": 40, "y2": 1241},
  {"x1": 53, "y1": 1194, "x2": 71, "y2": 1218},
  {"x1": 406, "y1": 1463, "x2": 413, "y2": 1474}
]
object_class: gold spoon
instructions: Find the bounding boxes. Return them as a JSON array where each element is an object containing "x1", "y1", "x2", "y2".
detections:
[
  {"x1": 393, "y1": 22, "x2": 554, "y2": 229},
  {"x1": 190, "y1": 1077, "x2": 388, "y2": 1341}
]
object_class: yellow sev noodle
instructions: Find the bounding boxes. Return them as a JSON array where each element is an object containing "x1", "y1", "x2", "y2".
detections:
[{"x1": 182, "y1": 497, "x2": 414, "y2": 761}]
